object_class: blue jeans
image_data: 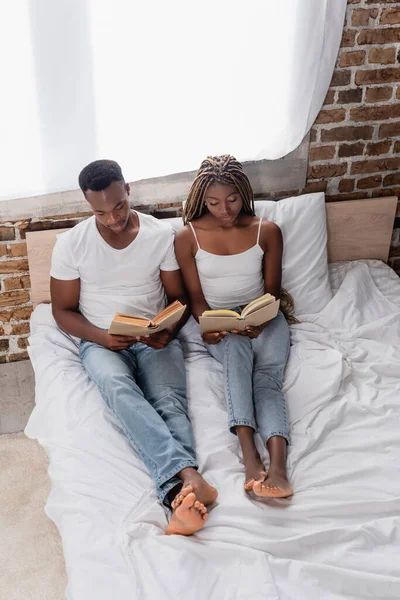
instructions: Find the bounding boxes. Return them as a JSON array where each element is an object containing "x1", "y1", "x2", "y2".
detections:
[
  {"x1": 80, "y1": 338, "x2": 197, "y2": 506},
  {"x1": 206, "y1": 311, "x2": 290, "y2": 444}
]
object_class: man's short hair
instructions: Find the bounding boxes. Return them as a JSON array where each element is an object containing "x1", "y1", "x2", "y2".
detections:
[{"x1": 78, "y1": 159, "x2": 125, "y2": 195}]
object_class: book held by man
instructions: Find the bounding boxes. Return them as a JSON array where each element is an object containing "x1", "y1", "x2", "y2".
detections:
[
  {"x1": 109, "y1": 300, "x2": 186, "y2": 336},
  {"x1": 199, "y1": 293, "x2": 280, "y2": 334}
]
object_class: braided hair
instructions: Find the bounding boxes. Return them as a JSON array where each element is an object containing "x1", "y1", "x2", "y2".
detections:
[{"x1": 183, "y1": 155, "x2": 255, "y2": 224}]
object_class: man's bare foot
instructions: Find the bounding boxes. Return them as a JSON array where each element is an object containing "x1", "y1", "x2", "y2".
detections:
[
  {"x1": 243, "y1": 452, "x2": 267, "y2": 492},
  {"x1": 173, "y1": 468, "x2": 218, "y2": 509},
  {"x1": 252, "y1": 469, "x2": 293, "y2": 498},
  {"x1": 166, "y1": 492, "x2": 208, "y2": 536}
]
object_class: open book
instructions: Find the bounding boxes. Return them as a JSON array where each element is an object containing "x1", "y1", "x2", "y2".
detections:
[
  {"x1": 108, "y1": 300, "x2": 186, "y2": 336},
  {"x1": 199, "y1": 293, "x2": 280, "y2": 334}
]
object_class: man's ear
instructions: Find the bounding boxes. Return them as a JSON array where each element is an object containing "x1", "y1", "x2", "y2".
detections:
[{"x1": 125, "y1": 183, "x2": 130, "y2": 196}]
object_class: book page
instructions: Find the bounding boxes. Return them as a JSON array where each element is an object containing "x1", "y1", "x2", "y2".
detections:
[{"x1": 241, "y1": 293, "x2": 275, "y2": 318}]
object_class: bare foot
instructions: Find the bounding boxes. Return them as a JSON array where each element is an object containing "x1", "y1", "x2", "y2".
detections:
[
  {"x1": 252, "y1": 469, "x2": 293, "y2": 498},
  {"x1": 177, "y1": 468, "x2": 218, "y2": 507},
  {"x1": 171, "y1": 484, "x2": 193, "y2": 510},
  {"x1": 166, "y1": 493, "x2": 208, "y2": 536},
  {"x1": 243, "y1": 452, "x2": 267, "y2": 492}
]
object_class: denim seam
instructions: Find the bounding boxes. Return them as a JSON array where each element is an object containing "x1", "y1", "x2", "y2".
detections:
[
  {"x1": 156, "y1": 460, "x2": 198, "y2": 487},
  {"x1": 264, "y1": 431, "x2": 290, "y2": 445}
]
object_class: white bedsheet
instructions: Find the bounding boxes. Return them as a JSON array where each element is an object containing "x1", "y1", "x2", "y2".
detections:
[{"x1": 25, "y1": 260, "x2": 400, "y2": 599}]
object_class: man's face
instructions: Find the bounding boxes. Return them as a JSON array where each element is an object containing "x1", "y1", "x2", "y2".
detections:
[{"x1": 85, "y1": 181, "x2": 131, "y2": 233}]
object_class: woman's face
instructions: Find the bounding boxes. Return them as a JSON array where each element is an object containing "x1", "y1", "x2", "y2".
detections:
[{"x1": 204, "y1": 183, "x2": 243, "y2": 223}]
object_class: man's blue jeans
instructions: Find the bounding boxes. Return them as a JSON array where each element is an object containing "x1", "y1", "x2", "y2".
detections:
[{"x1": 80, "y1": 338, "x2": 197, "y2": 505}]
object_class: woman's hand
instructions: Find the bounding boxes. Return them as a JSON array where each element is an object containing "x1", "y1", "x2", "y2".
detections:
[{"x1": 202, "y1": 331, "x2": 228, "y2": 345}]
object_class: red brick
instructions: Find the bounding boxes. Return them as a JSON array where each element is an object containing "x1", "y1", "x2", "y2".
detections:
[
  {"x1": 3, "y1": 277, "x2": 23, "y2": 291},
  {"x1": 10, "y1": 322, "x2": 30, "y2": 336},
  {"x1": 308, "y1": 164, "x2": 348, "y2": 179},
  {"x1": 351, "y1": 157, "x2": 400, "y2": 175},
  {"x1": 379, "y1": 121, "x2": 400, "y2": 138},
  {"x1": 348, "y1": 0, "x2": 361, "y2": 3},
  {"x1": 373, "y1": 187, "x2": 400, "y2": 198},
  {"x1": 315, "y1": 109, "x2": 346, "y2": 124},
  {"x1": 394, "y1": 141, "x2": 400, "y2": 153},
  {"x1": 326, "y1": 192, "x2": 368, "y2": 202},
  {"x1": 0, "y1": 309, "x2": 12, "y2": 322},
  {"x1": 7, "y1": 242, "x2": 27, "y2": 258},
  {"x1": 0, "y1": 340, "x2": 9, "y2": 352},
  {"x1": 339, "y1": 179, "x2": 355, "y2": 193},
  {"x1": 366, "y1": 140, "x2": 392, "y2": 156},
  {"x1": 302, "y1": 181, "x2": 328, "y2": 194},
  {"x1": 321, "y1": 126, "x2": 373, "y2": 142},
  {"x1": 341, "y1": 30, "x2": 356, "y2": 48},
  {"x1": 0, "y1": 356, "x2": 7, "y2": 364},
  {"x1": 11, "y1": 306, "x2": 33, "y2": 321},
  {"x1": 3, "y1": 275, "x2": 30, "y2": 291},
  {"x1": 338, "y1": 88, "x2": 362, "y2": 104},
  {"x1": 368, "y1": 47, "x2": 396, "y2": 65},
  {"x1": 8, "y1": 351, "x2": 29, "y2": 362},
  {"x1": 0, "y1": 259, "x2": 29, "y2": 275},
  {"x1": 0, "y1": 227, "x2": 15, "y2": 242},
  {"x1": 365, "y1": 86, "x2": 393, "y2": 103},
  {"x1": 0, "y1": 325, "x2": 4, "y2": 336},
  {"x1": 350, "y1": 104, "x2": 400, "y2": 121},
  {"x1": 338, "y1": 142, "x2": 365, "y2": 157},
  {"x1": 397, "y1": 87, "x2": 400, "y2": 100},
  {"x1": 355, "y1": 68, "x2": 400, "y2": 85},
  {"x1": 0, "y1": 244, "x2": 6, "y2": 257},
  {"x1": 331, "y1": 70, "x2": 352, "y2": 87},
  {"x1": 357, "y1": 175, "x2": 382, "y2": 189},
  {"x1": 323, "y1": 89, "x2": 335, "y2": 105},
  {"x1": 339, "y1": 50, "x2": 366, "y2": 68},
  {"x1": 352, "y1": 8, "x2": 378, "y2": 26},
  {"x1": 380, "y1": 8, "x2": 400, "y2": 24},
  {"x1": 358, "y1": 28, "x2": 400, "y2": 45},
  {"x1": 17, "y1": 337, "x2": 29, "y2": 350},
  {"x1": 309, "y1": 146, "x2": 336, "y2": 162},
  {"x1": 383, "y1": 172, "x2": 400, "y2": 186},
  {"x1": 310, "y1": 128, "x2": 317, "y2": 142},
  {"x1": 18, "y1": 219, "x2": 78, "y2": 239},
  {"x1": 0, "y1": 290, "x2": 30, "y2": 308}
]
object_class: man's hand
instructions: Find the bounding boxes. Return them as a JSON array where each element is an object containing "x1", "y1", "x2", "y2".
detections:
[
  {"x1": 231, "y1": 325, "x2": 263, "y2": 339},
  {"x1": 135, "y1": 329, "x2": 174, "y2": 350},
  {"x1": 201, "y1": 331, "x2": 228, "y2": 345},
  {"x1": 100, "y1": 331, "x2": 137, "y2": 351}
]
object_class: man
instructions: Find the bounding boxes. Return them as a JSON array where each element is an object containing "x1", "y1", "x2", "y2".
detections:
[{"x1": 50, "y1": 159, "x2": 217, "y2": 535}]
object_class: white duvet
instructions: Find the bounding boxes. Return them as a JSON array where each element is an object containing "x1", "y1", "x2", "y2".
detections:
[{"x1": 25, "y1": 260, "x2": 400, "y2": 600}]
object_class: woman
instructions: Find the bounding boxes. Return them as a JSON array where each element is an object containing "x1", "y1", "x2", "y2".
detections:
[{"x1": 175, "y1": 155, "x2": 294, "y2": 498}]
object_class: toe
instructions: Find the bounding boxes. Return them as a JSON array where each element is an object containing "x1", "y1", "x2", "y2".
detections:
[{"x1": 181, "y1": 492, "x2": 196, "y2": 509}]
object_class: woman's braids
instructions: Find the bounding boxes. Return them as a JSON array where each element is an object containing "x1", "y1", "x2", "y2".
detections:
[{"x1": 183, "y1": 155, "x2": 255, "y2": 224}]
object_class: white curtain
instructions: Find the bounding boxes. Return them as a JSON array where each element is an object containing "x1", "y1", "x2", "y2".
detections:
[{"x1": 0, "y1": 0, "x2": 346, "y2": 202}]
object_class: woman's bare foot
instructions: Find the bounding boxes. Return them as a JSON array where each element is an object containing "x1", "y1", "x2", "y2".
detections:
[
  {"x1": 172, "y1": 468, "x2": 218, "y2": 509},
  {"x1": 252, "y1": 468, "x2": 293, "y2": 498},
  {"x1": 243, "y1": 452, "x2": 267, "y2": 492},
  {"x1": 166, "y1": 492, "x2": 208, "y2": 536}
]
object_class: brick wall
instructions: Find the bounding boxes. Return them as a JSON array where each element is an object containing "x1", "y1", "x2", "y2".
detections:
[
  {"x1": 1, "y1": 0, "x2": 400, "y2": 363},
  {"x1": 308, "y1": 0, "x2": 400, "y2": 273}
]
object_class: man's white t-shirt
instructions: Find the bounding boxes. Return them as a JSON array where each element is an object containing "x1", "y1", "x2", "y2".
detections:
[{"x1": 50, "y1": 212, "x2": 179, "y2": 330}]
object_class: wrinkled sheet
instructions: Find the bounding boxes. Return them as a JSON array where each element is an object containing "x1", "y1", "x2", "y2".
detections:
[{"x1": 25, "y1": 260, "x2": 400, "y2": 599}]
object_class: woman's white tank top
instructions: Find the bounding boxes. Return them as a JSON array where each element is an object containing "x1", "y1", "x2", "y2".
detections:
[{"x1": 189, "y1": 218, "x2": 265, "y2": 310}]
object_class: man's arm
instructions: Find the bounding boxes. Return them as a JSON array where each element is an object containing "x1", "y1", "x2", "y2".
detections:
[
  {"x1": 135, "y1": 269, "x2": 190, "y2": 350},
  {"x1": 50, "y1": 277, "x2": 136, "y2": 351}
]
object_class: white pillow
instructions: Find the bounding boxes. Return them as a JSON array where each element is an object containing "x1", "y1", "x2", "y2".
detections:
[
  {"x1": 254, "y1": 193, "x2": 332, "y2": 315},
  {"x1": 164, "y1": 192, "x2": 332, "y2": 316}
]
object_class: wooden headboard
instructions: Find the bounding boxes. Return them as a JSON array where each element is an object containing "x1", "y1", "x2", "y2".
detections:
[{"x1": 26, "y1": 196, "x2": 398, "y2": 307}]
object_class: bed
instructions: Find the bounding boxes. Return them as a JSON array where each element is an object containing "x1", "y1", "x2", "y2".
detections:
[{"x1": 24, "y1": 196, "x2": 400, "y2": 600}]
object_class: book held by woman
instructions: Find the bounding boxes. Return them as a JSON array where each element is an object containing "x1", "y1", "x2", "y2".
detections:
[{"x1": 199, "y1": 293, "x2": 280, "y2": 334}]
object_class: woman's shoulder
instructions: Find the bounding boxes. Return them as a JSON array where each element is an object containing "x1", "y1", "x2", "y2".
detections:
[{"x1": 259, "y1": 219, "x2": 283, "y2": 247}]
